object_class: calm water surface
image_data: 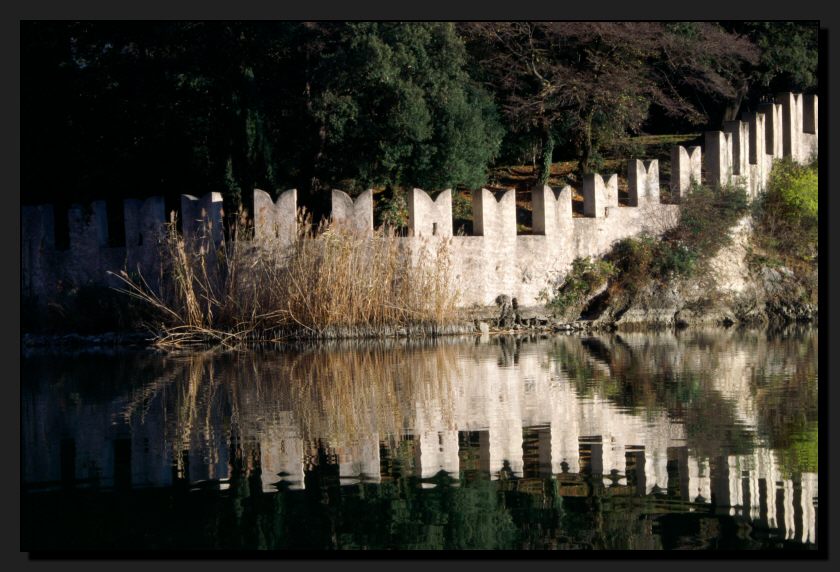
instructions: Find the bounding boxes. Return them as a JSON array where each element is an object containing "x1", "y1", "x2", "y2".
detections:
[{"x1": 22, "y1": 328, "x2": 819, "y2": 551}]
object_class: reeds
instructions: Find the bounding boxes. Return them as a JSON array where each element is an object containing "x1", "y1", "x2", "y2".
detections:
[{"x1": 112, "y1": 210, "x2": 460, "y2": 347}]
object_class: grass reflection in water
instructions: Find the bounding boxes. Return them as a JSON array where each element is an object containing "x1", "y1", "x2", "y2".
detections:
[{"x1": 22, "y1": 327, "x2": 819, "y2": 551}]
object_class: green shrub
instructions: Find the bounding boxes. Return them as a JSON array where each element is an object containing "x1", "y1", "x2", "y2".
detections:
[
  {"x1": 452, "y1": 190, "x2": 472, "y2": 221},
  {"x1": 753, "y1": 159, "x2": 818, "y2": 261},
  {"x1": 675, "y1": 181, "x2": 749, "y2": 254},
  {"x1": 653, "y1": 242, "x2": 698, "y2": 278},
  {"x1": 452, "y1": 190, "x2": 474, "y2": 235},
  {"x1": 374, "y1": 187, "x2": 409, "y2": 232},
  {"x1": 604, "y1": 234, "x2": 697, "y2": 299},
  {"x1": 608, "y1": 235, "x2": 657, "y2": 295},
  {"x1": 769, "y1": 158, "x2": 818, "y2": 220},
  {"x1": 540, "y1": 257, "x2": 615, "y2": 315}
]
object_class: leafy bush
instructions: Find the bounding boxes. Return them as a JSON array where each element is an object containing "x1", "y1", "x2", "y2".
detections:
[
  {"x1": 655, "y1": 242, "x2": 698, "y2": 278},
  {"x1": 452, "y1": 190, "x2": 472, "y2": 221},
  {"x1": 540, "y1": 257, "x2": 615, "y2": 315},
  {"x1": 541, "y1": 181, "x2": 748, "y2": 313},
  {"x1": 374, "y1": 187, "x2": 409, "y2": 232},
  {"x1": 675, "y1": 181, "x2": 750, "y2": 254},
  {"x1": 605, "y1": 234, "x2": 697, "y2": 299},
  {"x1": 753, "y1": 159, "x2": 818, "y2": 261},
  {"x1": 452, "y1": 190, "x2": 474, "y2": 235},
  {"x1": 608, "y1": 236, "x2": 657, "y2": 296}
]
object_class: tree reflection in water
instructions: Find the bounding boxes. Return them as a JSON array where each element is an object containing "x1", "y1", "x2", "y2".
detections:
[{"x1": 22, "y1": 327, "x2": 819, "y2": 551}]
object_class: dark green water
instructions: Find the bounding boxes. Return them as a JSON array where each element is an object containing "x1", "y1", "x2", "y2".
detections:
[{"x1": 21, "y1": 327, "x2": 820, "y2": 552}]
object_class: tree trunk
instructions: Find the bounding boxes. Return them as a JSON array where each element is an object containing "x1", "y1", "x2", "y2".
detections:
[
  {"x1": 723, "y1": 80, "x2": 750, "y2": 124},
  {"x1": 302, "y1": 52, "x2": 327, "y2": 212},
  {"x1": 578, "y1": 111, "x2": 595, "y2": 176},
  {"x1": 537, "y1": 129, "x2": 555, "y2": 186},
  {"x1": 723, "y1": 95, "x2": 744, "y2": 124}
]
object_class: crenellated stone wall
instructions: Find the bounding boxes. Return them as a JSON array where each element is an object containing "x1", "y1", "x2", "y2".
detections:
[{"x1": 21, "y1": 92, "x2": 818, "y2": 309}]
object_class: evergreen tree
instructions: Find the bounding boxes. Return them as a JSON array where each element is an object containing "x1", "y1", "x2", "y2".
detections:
[{"x1": 293, "y1": 22, "x2": 503, "y2": 197}]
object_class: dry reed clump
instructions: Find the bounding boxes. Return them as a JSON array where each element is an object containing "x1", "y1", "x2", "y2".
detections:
[{"x1": 112, "y1": 210, "x2": 460, "y2": 347}]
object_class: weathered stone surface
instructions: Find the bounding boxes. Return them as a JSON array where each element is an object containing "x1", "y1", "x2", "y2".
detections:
[
  {"x1": 254, "y1": 188, "x2": 297, "y2": 244},
  {"x1": 628, "y1": 159, "x2": 659, "y2": 206},
  {"x1": 21, "y1": 204, "x2": 55, "y2": 300},
  {"x1": 181, "y1": 192, "x2": 224, "y2": 243},
  {"x1": 123, "y1": 195, "x2": 166, "y2": 286},
  {"x1": 704, "y1": 131, "x2": 733, "y2": 187},
  {"x1": 473, "y1": 188, "x2": 516, "y2": 237},
  {"x1": 776, "y1": 92, "x2": 803, "y2": 161},
  {"x1": 583, "y1": 173, "x2": 617, "y2": 217},
  {"x1": 724, "y1": 120, "x2": 751, "y2": 193},
  {"x1": 802, "y1": 94, "x2": 818, "y2": 160},
  {"x1": 331, "y1": 189, "x2": 373, "y2": 233},
  {"x1": 670, "y1": 145, "x2": 701, "y2": 202},
  {"x1": 742, "y1": 111, "x2": 768, "y2": 195},
  {"x1": 532, "y1": 185, "x2": 572, "y2": 237},
  {"x1": 408, "y1": 188, "x2": 452, "y2": 237},
  {"x1": 757, "y1": 102, "x2": 783, "y2": 158}
]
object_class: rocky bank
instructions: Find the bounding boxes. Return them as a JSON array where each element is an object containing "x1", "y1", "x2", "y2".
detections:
[{"x1": 467, "y1": 216, "x2": 818, "y2": 334}]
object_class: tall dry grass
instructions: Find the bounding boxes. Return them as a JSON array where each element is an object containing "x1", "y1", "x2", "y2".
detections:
[{"x1": 112, "y1": 210, "x2": 460, "y2": 347}]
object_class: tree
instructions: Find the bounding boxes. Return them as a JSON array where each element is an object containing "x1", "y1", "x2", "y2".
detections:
[
  {"x1": 22, "y1": 22, "x2": 503, "y2": 218},
  {"x1": 292, "y1": 22, "x2": 503, "y2": 197},
  {"x1": 461, "y1": 22, "x2": 759, "y2": 180},
  {"x1": 21, "y1": 21, "x2": 281, "y2": 216},
  {"x1": 720, "y1": 21, "x2": 818, "y2": 121}
]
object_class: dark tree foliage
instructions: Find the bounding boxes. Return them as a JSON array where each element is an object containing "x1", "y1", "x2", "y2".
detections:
[
  {"x1": 22, "y1": 21, "x2": 816, "y2": 210},
  {"x1": 719, "y1": 21, "x2": 819, "y2": 121},
  {"x1": 460, "y1": 22, "x2": 759, "y2": 179},
  {"x1": 287, "y1": 22, "x2": 503, "y2": 198},
  {"x1": 21, "y1": 22, "x2": 502, "y2": 216},
  {"x1": 22, "y1": 22, "x2": 280, "y2": 213}
]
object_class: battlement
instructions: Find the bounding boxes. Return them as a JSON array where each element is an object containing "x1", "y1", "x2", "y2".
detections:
[
  {"x1": 408, "y1": 188, "x2": 453, "y2": 237},
  {"x1": 473, "y1": 188, "x2": 517, "y2": 238},
  {"x1": 670, "y1": 145, "x2": 702, "y2": 201},
  {"x1": 254, "y1": 188, "x2": 297, "y2": 244},
  {"x1": 583, "y1": 173, "x2": 618, "y2": 218},
  {"x1": 628, "y1": 159, "x2": 659, "y2": 206},
  {"x1": 22, "y1": 92, "x2": 818, "y2": 308},
  {"x1": 532, "y1": 185, "x2": 573, "y2": 237},
  {"x1": 332, "y1": 189, "x2": 373, "y2": 233},
  {"x1": 181, "y1": 192, "x2": 224, "y2": 243}
]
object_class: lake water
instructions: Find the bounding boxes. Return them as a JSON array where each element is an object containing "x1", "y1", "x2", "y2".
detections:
[{"x1": 21, "y1": 327, "x2": 820, "y2": 552}]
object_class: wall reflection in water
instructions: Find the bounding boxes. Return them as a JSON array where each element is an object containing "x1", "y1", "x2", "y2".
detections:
[{"x1": 22, "y1": 327, "x2": 819, "y2": 547}]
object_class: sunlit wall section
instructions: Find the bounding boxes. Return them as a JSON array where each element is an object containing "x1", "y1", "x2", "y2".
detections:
[
  {"x1": 259, "y1": 412, "x2": 306, "y2": 491},
  {"x1": 413, "y1": 351, "x2": 461, "y2": 479},
  {"x1": 454, "y1": 344, "x2": 525, "y2": 478},
  {"x1": 338, "y1": 431, "x2": 382, "y2": 483},
  {"x1": 687, "y1": 454, "x2": 712, "y2": 502}
]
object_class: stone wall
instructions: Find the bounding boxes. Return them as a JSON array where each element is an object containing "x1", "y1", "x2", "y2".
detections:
[{"x1": 21, "y1": 92, "x2": 818, "y2": 308}]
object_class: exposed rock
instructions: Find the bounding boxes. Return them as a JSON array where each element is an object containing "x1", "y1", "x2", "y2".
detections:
[{"x1": 552, "y1": 216, "x2": 817, "y2": 331}]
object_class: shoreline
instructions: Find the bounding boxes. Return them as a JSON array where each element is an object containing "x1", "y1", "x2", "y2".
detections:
[{"x1": 21, "y1": 307, "x2": 818, "y2": 352}]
